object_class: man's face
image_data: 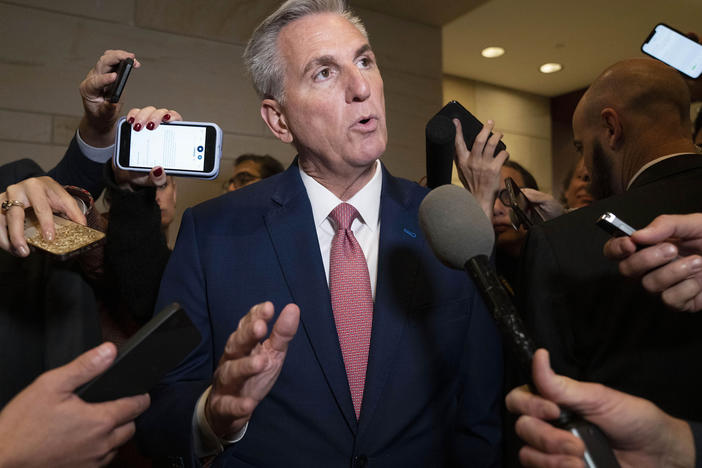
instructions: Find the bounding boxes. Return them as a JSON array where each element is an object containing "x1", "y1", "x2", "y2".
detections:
[
  {"x1": 228, "y1": 160, "x2": 263, "y2": 191},
  {"x1": 572, "y1": 104, "x2": 616, "y2": 200},
  {"x1": 275, "y1": 13, "x2": 387, "y2": 173}
]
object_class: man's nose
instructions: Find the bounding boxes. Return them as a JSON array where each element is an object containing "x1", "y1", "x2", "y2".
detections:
[{"x1": 346, "y1": 67, "x2": 371, "y2": 103}]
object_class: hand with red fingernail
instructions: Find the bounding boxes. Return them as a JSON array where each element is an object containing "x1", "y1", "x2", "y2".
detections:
[{"x1": 112, "y1": 106, "x2": 183, "y2": 188}]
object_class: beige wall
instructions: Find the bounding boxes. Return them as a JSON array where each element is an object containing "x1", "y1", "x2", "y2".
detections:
[
  {"x1": 0, "y1": 1, "x2": 442, "y2": 244},
  {"x1": 443, "y1": 74, "x2": 552, "y2": 194}
]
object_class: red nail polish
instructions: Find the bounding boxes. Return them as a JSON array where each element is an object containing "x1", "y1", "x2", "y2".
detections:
[
  {"x1": 127, "y1": 117, "x2": 135, "y2": 124},
  {"x1": 134, "y1": 123, "x2": 142, "y2": 132},
  {"x1": 153, "y1": 167, "x2": 163, "y2": 177},
  {"x1": 163, "y1": 114, "x2": 171, "y2": 121},
  {"x1": 146, "y1": 122, "x2": 155, "y2": 130}
]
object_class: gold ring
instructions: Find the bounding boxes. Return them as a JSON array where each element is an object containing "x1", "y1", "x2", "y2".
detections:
[{"x1": 1, "y1": 200, "x2": 25, "y2": 213}]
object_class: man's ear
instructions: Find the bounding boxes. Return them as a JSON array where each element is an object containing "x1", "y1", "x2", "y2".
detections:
[
  {"x1": 261, "y1": 99, "x2": 293, "y2": 143},
  {"x1": 600, "y1": 107, "x2": 623, "y2": 149}
]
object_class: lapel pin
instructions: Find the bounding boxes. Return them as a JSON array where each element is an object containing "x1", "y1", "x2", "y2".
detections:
[{"x1": 403, "y1": 228, "x2": 417, "y2": 238}]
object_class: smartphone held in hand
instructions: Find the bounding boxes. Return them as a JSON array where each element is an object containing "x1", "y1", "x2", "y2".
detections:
[
  {"x1": 641, "y1": 23, "x2": 702, "y2": 79},
  {"x1": 24, "y1": 209, "x2": 105, "y2": 261},
  {"x1": 115, "y1": 117, "x2": 223, "y2": 179},
  {"x1": 436, "y1": 100, "x2": 507, "y2": 158},
  {"x1": 106, "y1": 58, "x2": 134, "y2": 103}
]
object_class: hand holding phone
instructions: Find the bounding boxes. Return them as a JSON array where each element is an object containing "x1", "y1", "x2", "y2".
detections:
[
  {"x1": 24, "y1": 209, "x2": 105, "y2": 261},
  {"x1": 596, "y1": 212, "x2": 636, "y2": 237},
  {"x1": 105, "y1": 58, "x2": 134, "y2": 103},
  {"x1": 642, "y1": 23, "x2": 702, "y2": 79},
  {"x1": 115, "y1": 115, "x2": 223, "y2": 179},
  {"x1": 499, "y1": 177, "x2": 544, "y2": 229},
  {"x1": 436, "y1": 100, "x2": 507, "y2": 158}
]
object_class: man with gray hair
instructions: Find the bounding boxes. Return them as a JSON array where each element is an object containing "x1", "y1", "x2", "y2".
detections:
[{"x1": 138, "y1": 1, "x2": 503, "y2": 466}]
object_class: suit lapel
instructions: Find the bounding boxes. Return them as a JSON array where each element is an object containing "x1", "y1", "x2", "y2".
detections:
[
  {"x1": 264, "y1": 163, "x2": 358, "y2": 432},
  {"x1": 358, "y1": 168, "x2": 421, "y2": 434}
]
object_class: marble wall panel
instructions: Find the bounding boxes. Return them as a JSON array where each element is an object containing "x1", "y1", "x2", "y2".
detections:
[
  {"x1": 9, "y1": 0, "x2": 135, "y2": 24},
  {"x1": 135, "y1": 0, "x2": 279, "y2": 45},
  {"x1": 0, "y1": 109, "x2": 52, "y2": 143},
  {"x1": 0, "y1": 3, "x2": 263, "y2": 136}
]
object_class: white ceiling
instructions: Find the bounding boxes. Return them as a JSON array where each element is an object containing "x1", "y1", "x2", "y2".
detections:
[{"x1": 443, "y1": 0, "x2": 702, "y2": 97}]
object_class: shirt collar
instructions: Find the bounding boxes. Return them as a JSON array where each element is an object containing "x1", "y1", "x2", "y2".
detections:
[
  {"x1": 626, "y1": 153, "x2": 693, "y2": 190},
  {"x1": 299, "y1": 159, "x2": 382, "y2": 231}
]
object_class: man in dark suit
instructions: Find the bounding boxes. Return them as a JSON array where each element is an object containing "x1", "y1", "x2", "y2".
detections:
[
  {"x1": 137, "y1": 0, "x2": 503, "y2": 466},
  {"x1": 519, "y1": 57, "x2": 702, "y2": 423}
]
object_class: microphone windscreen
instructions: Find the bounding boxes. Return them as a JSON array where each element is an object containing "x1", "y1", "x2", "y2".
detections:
[
  {"x1": 418, "y1": 184, "x2": 494, "y2": 269},
  {"x1": 425, "y1": 114, "x2": 456, "y2": 189}
]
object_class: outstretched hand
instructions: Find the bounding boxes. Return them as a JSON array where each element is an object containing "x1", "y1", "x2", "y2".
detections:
[{"x1": 205, "y1": 302, "x2": 300, "y2": 439}]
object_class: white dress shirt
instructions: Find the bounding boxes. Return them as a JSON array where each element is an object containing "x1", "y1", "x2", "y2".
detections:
[
  {"x1": 298, "y1": 159, "x2": 382, "y2": 296},
  {"x1": 194, "y1": 159, "x2": 383, "y2": 456},
  {"x1": 75, "y1": 130, "x2": 115, "y2": 163}
]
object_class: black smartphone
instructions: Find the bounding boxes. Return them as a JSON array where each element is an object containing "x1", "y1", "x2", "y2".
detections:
[
  {"x1": 641, "y1": 23, "x2": 702, "y2": 79},
  {"x1": 106, "y1": 58, "x2": 134, "y2": 103},
  {"x1": 77, "y1": 302, "x2": 201, "y2": 403},
  {"x1": 436, "y1": 100, "x2": 507, "y2": 158},
  {"x1": 502, "y1": 177, "x2": 543, "y2": 229},
  {"x1": 596, "y1": 212, "x2": 635, "y2": 237},
  {"x1": 114, "y1": 117, "x2": 223, "y2": 179}
]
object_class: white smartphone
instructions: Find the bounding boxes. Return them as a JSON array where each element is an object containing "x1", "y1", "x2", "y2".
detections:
[
  {"x1": 115, "y1": 117, "x2": 223, "y2": 179},
  {"x1": 641, "y1": 23, "x2": 702, "y2": 79}
]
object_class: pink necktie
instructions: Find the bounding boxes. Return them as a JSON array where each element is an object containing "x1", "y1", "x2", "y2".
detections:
[{"x1": 328, "y1": 202, "x2": 373, "y2": 419}]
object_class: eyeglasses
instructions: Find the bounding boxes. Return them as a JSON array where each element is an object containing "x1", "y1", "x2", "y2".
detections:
[
  {"x1": 226, "y1": 172, "x2": 262, "y2": 191},
  {"x1": 497, "y1": 177, "x2": 543, "y2": 230}
]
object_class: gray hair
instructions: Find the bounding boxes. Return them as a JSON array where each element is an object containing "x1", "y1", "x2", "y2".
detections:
[{"x1": 243, "y1": 0, "x2": 368, "y2": 103}]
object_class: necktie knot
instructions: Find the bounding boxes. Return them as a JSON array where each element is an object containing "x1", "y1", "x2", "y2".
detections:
[{"x1": 329, "y1": 203, "x2": 359, "y2": 231}]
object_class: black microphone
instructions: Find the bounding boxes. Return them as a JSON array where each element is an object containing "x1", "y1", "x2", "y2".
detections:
[
  {"x1": 425, "y1": 114, "x2": 456, "y2": 189},
  {"x1": 418, "y1": 184, "x2": 621, "y2": 468}
]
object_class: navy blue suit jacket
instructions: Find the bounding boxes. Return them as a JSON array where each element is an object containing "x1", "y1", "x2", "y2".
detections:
[{"x1": 138, "y1": 162, "x2": 503, "y2": 467}]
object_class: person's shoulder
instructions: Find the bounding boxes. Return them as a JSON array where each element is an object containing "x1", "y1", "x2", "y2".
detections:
[
  {"x1": 189, "y1": 174, "x2": 280, "y2": 224},
  {"x1": 381, "y1": 170, "x2": 431, "y2": 207}
]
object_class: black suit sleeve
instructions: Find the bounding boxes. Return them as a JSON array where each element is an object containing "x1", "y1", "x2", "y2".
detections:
[
  {"x1": 0, "y1": 159, "x2": 45, "y2": 192},
  {"x1": 0, "y1": 136, "x2": 106, "y2": 200},
  {"x1": 518, "y1": 225, "x2": 582, "y2": 380},
  {"x1": 102, "y1": 163, "x2": 171, "y2": 323},
  {"x1": 47, "y1": 136, "x2": 106, "y2": 200}
]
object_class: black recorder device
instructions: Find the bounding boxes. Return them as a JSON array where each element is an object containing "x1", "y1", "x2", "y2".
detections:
[
  {"x1": 78, "y1": 302, "x2": 201, "y2": 403},
  {"x1": 106, "y1": 58, "x2": 133, "y2": 103}
]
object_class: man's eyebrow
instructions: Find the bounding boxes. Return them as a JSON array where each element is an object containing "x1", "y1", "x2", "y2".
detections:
[
  {"x1": 301, "y1": 44, "x2": 374, "y2": 76},
  {"x1": 303, "y1": 55, "x2": 337, "y2": 75},
  {"x1": 356, "y1": 44, "x2": 372, "y2": 57}
]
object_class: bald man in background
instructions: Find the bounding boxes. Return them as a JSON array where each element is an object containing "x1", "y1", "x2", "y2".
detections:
[{"x1": 518, "y1": 58, "x2": 702, "y2": 424}]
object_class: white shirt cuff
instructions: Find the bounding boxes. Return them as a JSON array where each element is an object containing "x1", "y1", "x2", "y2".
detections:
[
  {"x1": 75, "y1": 130, "x2": 114, "y2": 163},
  {"x1": 192, "y1": 385, "x2": 248, "y2": 458}
]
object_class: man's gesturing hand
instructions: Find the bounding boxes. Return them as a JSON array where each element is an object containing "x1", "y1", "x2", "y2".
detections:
[{"x1": 205, "y1": 302, "x2": 300, "y2": 439}]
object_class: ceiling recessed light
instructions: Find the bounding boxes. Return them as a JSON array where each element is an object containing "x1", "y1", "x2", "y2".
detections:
[
  {"x1": 481, "y1": 47, "x2": 505, "y2": 58},
  {"x1": 540, "y1": 63, "x2": 563, "y2": 74}
]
